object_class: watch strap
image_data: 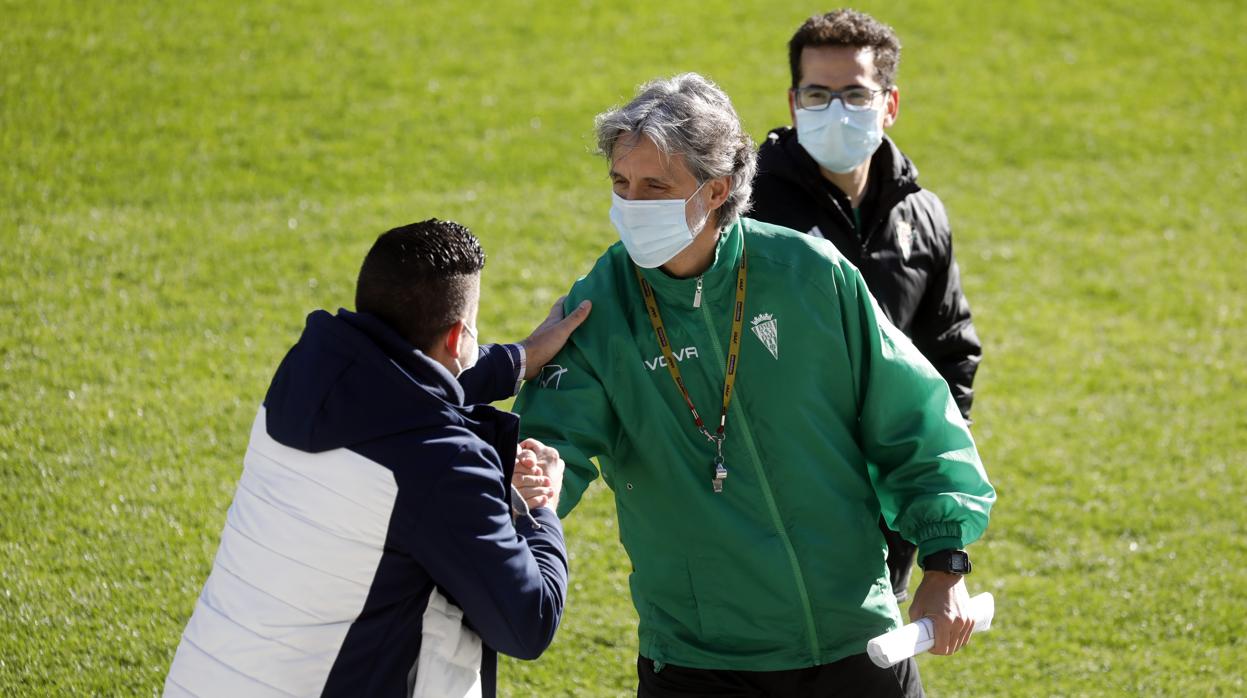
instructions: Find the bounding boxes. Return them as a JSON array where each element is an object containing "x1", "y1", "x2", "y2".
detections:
[{"x1": 920, "y1": 549, "x2": 971, "y2": 575}]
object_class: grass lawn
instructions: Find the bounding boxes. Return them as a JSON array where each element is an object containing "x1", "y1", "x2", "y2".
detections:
[{"x1": 2, "y1": 0, "x2": 1244, "y2": 695}]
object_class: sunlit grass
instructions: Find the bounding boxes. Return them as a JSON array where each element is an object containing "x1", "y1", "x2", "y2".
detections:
[{"x1": 2, "y1": 0, "x2": 1244, "y2": 695}]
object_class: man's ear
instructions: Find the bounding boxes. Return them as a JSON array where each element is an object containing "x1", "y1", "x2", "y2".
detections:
[
  {"x1": 883, "y1": 85, "x2": 900, "y2": 129},
  {"x1": 442, "y1": 321, "x2": 465, "y2": 360},
  {"x1": 788, "y1": 88, "x2": 798, "y2": 126},
  {"x1": 708, "y1": 175, "x2": 733, "y2": 210}
]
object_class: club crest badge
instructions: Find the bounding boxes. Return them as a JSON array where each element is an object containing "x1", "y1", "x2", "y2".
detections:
[
  {"x1": 896, "y1": 219, "x2": 914, "y2": 261},
  {"x1": 750, "y1": 313, "x2": 779, "y2": 360}
]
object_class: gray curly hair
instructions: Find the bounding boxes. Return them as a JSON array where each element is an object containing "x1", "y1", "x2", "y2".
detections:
[{"x1": 595, "y1": 73, "x2": 757, "y2": 227}]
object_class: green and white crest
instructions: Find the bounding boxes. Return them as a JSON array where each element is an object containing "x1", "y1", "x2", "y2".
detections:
[{"x1": 750, "y1": 313, "x2": 779, "y2": 359}]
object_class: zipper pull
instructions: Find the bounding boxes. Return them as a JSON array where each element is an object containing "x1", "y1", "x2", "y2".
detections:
[{"x1": 693, "y1": 276, "x2": 703, "y2": 308}]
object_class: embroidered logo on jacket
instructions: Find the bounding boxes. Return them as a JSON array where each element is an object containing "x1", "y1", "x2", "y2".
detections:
[
  {"x1": 537, "y1": 364, "x2": 567, "y2": 389},
  {"x1": 896, "y1": 219, "x2": 914, "y2": 261},
  {"x1": 750, "y1": 313, "x2": 779, "y2": 360}
]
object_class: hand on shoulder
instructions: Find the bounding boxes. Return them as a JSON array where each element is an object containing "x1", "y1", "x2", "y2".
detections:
[{"x1": 520, "y1": 296, "x2": 592, "y2": 380}]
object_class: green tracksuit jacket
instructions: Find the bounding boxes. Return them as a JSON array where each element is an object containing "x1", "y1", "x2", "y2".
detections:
[{"x1": 514, "y1": 217, "x2": 995, "y2": 671}]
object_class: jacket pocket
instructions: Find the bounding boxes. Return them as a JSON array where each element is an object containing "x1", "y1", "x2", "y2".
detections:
[
  {"x1": 629, "y1": 555, "x2": 702, "y2": 654},
  {"x1": 687, "y1": 554, "x2": 797, "y2": 656}
]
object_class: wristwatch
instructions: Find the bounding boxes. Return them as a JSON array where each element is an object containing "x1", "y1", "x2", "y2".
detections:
[{"x1": 920, "y1": 549, "x2": 972, "y2": 575}]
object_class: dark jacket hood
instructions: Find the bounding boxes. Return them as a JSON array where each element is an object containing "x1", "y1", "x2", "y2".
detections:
[{"x1": 263, "y1": 309, "x2": 471, "y2": 453}]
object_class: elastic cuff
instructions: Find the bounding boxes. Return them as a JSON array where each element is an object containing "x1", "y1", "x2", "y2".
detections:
[
  {"x1": 916, "y1": 536, "x2": 962, "y2": 561},
  {"x1": 529, "y1": 505, "x2": 563, "y2": 533},
  {"x1": 509, "y1": 343, "x2": 527, "y2": 396}
]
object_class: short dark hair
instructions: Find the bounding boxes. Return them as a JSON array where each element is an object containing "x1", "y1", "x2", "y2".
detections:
[
  {"x1": 355, "y1": 219, "x2": 485, "y2": 353},
  {"x1": 788, "y1": 9, "x2": 902, "y2": 89}
]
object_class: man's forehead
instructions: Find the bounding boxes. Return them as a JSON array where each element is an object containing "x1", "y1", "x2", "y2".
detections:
[
  {"x1": 800, "y1": 45, "x2": 880, "y2": 86},
  {"x1": 610, "y1": 133, "x2": 688, "y2": 178}
]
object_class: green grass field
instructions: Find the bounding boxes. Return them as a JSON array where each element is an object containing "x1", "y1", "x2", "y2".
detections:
[{"x1": 3, "y1": 0, "x2": 1245, "y2": 695}]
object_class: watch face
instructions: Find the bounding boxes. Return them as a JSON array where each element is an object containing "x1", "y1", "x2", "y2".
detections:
[
  {"x1": 949, "y1": 552, "x2": 970, "y2": 573},
  {"x1": 925, "y1": 550, "x2": 971, "y2": 574}
]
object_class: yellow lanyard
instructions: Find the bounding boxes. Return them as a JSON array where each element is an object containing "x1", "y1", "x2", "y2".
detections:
[{"x1": 634, "y1": 247, "x2": 747, "y2": 493}]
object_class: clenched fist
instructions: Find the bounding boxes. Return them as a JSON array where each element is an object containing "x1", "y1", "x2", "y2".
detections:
[{"x1": 512, "y1": 437, "x2": 566, "y2": 512}]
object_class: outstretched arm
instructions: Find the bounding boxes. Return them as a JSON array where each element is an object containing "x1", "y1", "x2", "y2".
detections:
[
  {"x1": 513, "y1": 297, "x2": 618, "y2": 517},
  {"x1": 457, "y1": 297, "x2": 591, "y2": 404}
]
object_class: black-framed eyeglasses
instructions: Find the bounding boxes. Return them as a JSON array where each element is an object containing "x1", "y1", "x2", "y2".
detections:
[{"x1": 793, "y1": 86, "x2": 889, "y2": 112}]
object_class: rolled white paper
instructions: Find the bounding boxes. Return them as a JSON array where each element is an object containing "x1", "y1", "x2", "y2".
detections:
[{"x1": 866, "y1": 592, "x2": 995, "y2": 668}]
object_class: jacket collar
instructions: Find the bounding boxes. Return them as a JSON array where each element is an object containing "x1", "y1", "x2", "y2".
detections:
[
  {"x1": 763, "y1": 128, "x2": 918, "y2": 198},
  {"x1": 635, "y1": 218, "x2": 744, "y2": 308},
  {"x1": 337, "y1": 309, "x2": 467, "y2": 407},
  {"x1": 335, "y1": 309, "x2": 518, "y2": 457}
]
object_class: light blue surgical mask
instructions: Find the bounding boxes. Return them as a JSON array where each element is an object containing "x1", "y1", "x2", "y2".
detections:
[
  {"x1": 795, "y1": 102, "x2": 884, "y2": 174},
  {"x1": 609, "y1": 181, "x2": 710, "y2": 268}
]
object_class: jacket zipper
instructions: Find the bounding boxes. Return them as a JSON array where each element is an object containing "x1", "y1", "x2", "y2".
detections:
[
  {"x1": 697, "y1": 300, "x2": 821, "y2": 662},
  {"x1": 693, "y1": 276, "x2": 703, "y2": 308}
]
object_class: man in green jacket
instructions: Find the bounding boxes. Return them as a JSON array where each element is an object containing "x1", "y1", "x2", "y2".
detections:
[{"x1": 513, "y1": 72, "x2": 995, "y2": 697}]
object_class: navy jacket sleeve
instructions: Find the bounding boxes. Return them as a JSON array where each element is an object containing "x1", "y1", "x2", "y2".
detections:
[
  {"x1": 909, "y1": 202, "x2": 981, "y2": 421},
  {"x1": 457, "y1": 343, "x2": 523, "y2": 405},
  {"x1": 406, "y1": 441, "x2": 567, "y2": 660}
]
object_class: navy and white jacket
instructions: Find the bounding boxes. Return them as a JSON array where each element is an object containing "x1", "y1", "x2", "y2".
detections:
[{"x1": 164, "y1": 309, "x2": 568, "y2": 698}]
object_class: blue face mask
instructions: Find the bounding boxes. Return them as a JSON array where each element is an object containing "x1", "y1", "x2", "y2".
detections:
[
  {"x1": 609, "y1": 181, "x2": 710, "y2": 268},
  {"x1": 795, "y1": 102, "x2": 884, "y2": 174}
]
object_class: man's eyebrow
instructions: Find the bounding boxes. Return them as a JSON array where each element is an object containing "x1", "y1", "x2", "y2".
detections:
[
  {"x1": 608, "y1": 170, "x2": 675, "y2": 185},
  {"x1": 801, "y1": 82, "x2": 869, "y2": 90}
]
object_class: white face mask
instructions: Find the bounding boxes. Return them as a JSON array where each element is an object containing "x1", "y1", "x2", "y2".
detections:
[
  {"x1": 795, "y1": 102, "x2": 885, "y2": 174},
  {"x1": 609, "y1": 181, "x2": 710, "y2": 268}
]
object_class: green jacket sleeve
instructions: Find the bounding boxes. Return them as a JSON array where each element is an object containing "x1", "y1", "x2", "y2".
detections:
[
  {"x1": 841, "y1": 264, "x2": 996, "y2": 558},
  {"x1": 512, "y1": 316, "x2": 620, "y2": 518}
]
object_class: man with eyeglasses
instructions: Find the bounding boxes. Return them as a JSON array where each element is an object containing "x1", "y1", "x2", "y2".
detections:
[{"x1": 751, "y1": 9, "x2": 983, "y2": 612}]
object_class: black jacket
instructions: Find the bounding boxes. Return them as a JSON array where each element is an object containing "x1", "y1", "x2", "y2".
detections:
[{"x1": 751, "y1": 128, "x2": 981, "y2": 419}]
